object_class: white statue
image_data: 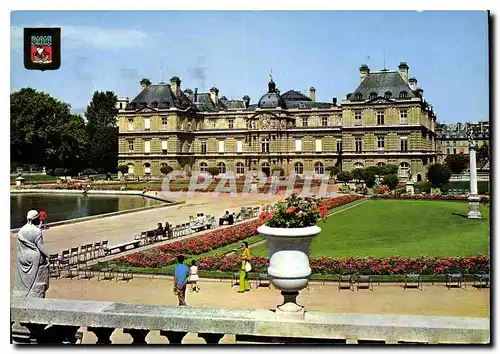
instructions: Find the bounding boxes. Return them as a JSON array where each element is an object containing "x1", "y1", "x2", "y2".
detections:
[{"x1": 13, "y1": 210, "x2": 50, "y2": 298}]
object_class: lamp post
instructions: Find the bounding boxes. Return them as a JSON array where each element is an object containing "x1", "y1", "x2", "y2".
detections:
[{"x1": 467, "y1": 125, "x2": 482, "y2": 219}]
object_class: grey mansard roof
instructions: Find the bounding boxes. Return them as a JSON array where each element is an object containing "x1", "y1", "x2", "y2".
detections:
[
  {"x1": 347, "y1": 71, "x2": 417, "y2": 101},
  {"x1": 128, "y1": 83, "x2": 194, "y2": 110}
]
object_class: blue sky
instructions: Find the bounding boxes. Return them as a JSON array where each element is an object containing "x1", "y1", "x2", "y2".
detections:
[{"x1": 11, "y1": 11, "x2": 489, "y2": 123}]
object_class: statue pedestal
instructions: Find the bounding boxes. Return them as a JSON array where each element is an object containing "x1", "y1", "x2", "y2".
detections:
[
  {"x1": 467, "y1": 195, "x2": 482, "y2": 219},
  {"x1": 406, "y1": 182, "x2": 415, "y2": 195}
]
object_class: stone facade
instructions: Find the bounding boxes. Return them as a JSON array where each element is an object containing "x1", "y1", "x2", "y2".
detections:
[
  {"x1": 117, "y1": 63, "x2": 439, "y2": 183},
  {"x1": 435, "y1": 121, "x2": 489, "y2": 163}
]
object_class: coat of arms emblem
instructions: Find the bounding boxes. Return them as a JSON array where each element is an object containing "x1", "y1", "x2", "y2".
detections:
[{"x1": 24, "y1": 28, "x2": 61, "y2": 71}]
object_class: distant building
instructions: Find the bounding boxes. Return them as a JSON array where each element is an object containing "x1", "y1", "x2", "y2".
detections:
[
  {"x1": 435, "y1": 121, "x2": 489, "y2": 163},
  {"x1": 116, "y1": 62, "x2": 439, "y2": 182}
]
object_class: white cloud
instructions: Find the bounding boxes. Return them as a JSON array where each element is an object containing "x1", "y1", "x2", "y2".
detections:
[{"x1": 11, "y1": 24, "x2": 151, "y2": 51}]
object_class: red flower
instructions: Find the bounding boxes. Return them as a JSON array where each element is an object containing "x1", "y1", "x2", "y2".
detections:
[{"x1": 287, "y1": 206, "x2": 297, "y2": 214}]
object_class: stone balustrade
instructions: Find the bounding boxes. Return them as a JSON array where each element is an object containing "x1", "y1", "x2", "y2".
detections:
[{"x1": 11, "y1": 298, "x2": 489, "y2": 344}]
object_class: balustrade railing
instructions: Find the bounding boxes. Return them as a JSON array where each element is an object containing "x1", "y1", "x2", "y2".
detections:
[{"x1": 11, "y1": 298, "x2": 489, "y2": 344}]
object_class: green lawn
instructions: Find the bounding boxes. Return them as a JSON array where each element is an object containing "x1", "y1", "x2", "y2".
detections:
[{"x1": 250, "y1": 199, "x2": 489, "y2": 259}]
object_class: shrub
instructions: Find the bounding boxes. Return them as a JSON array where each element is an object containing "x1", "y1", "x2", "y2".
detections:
[
  {"x1": 81, "y1": 168, "x2": 98, "y2": 176},
  {"x1": 382, "y1": 174, "x2": 399, "y2": 190},
  {"x1": 427, "y1": 164, "x2": 452, "y2": 188},
  {"x1": 445, "y1": 154, "x2": 469, "y2": 174},
  {"x1": 271, "y1": 167, "x2": 285, "y2": 177},
  {"x1": 365, "y1": 166, "x2": 380, "y2": 177},
  {"x1": 325, "y1": 166, "x2": 340, "y2": 178},
  {"x1": 261, "y1": 194, "x2": 327, "y2": 228},
  {"x1": 53, "y1": 168, "x2": 69, "y2": 176},
  {"x1": 415, "y1": 181, "x2": 432, "y2": 193},
  {"x1": 336, "y1": 170, "x2": 353, "y2": 185},
  {"x1": 351, "y1": 168, "x2": 365, "y2": 182},
  {"x1": 364, "y1": 173, "x2": 376, "y2": 188},
  {"x1": 117, "y1": 165, "x2": 128, "y2": 174},
  {"x1": 207, "y1": 167, "x2": 220, "y2": 176},
  {"x1": 378, "y1": 164, "x2": 398, "y2": 176},
  {"x1": 375, "y1": 185, "x2": 390, "y2": 195},
  {"x1": 160, "y1": 165, "x2": 174, "y2": 175}
]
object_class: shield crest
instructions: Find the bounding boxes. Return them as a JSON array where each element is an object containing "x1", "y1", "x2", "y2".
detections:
[
  {"x1": 24, "y1": 28, "x2": 61, "y2": 71},
  {"x1": 31, "y1": 35, "x2": 53, "y2": 64}
]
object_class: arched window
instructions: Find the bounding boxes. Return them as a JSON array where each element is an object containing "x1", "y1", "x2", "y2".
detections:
[
  {"x1": 127, "y1": 163, "x2": 134, "y2": 175},
  {"x1": 376, "y1": 162, "x2": 386, "y2": 167},
  {"x1": 353, "y1": 162, "x2": 364, "y2": 169},
  {"x1": 200, "y1": 162, "x2": 208, "y2": 173},
  {"x1": 369, "y1": 92, "x2": 377, "y2": 100},
  {"x1": 399, "y1": 162, "x2": 410, "y2": 178},
  {"x1": 384, "y1": 91, "x2": 392, "y2": 99},
  {"x1": 217, "y1": 162, "x2": 226, "y2": 174},
  {"x1": 314, "y1": 162, "x2": 324, "y2": 175},
  {"x1": 417, "y1": 174, "x2": 422, "y2": 182},
  {"x1": 294, "y1": 162, "x2": 304, "y2": 174},
  {"x1": 399, "y1": 90, "x2": 408, "y2": 99},
  {"x1": 144, "y1": 163, "x2": 151, "y2": 175},
  {"x1": 262, "y1": 138, "x2": 270, "y2": 153},
  {"x1": 236, "y1": 162, "x2": 245, "y2": 174}
]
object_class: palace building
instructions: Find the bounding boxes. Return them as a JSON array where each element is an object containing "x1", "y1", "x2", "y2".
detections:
[{"x1": 117, "y1": 62, "x2": 438, "y2": 182}]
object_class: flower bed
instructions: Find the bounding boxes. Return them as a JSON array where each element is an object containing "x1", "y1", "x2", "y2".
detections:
[
  {"x1": 115, "y1": 195, "x2": 363, "y2": 268},
  {"x1": 372, "y1": 194, "x2": 490, "y2": 202},
  {"x1": 196, "y1": 255, "x2": 489, "y2": 275}
]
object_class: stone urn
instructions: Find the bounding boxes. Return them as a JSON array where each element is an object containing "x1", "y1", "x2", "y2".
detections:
[{"x1": 257, "y1": 224, "x2": 322, "y2": 319}]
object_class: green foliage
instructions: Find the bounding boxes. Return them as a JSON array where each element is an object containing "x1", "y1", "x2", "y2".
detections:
[
  {"x1": 81, "y1": 168, "x2": 97, "y2": 176},
  {"x1": 325, "y1": 166, "x2": 339, "y2": 178},
  {"x1": 271, "y1": 167, "x2": 285, "y2": 177},
  {"x1": 476, "y1": 142, "x2": 489, "y2": 164},
  {"x1": 378, "y1": 164, "x2": 398, "y2": 176},
  {"x1": 10, "y1": 88, "x2": 89, "y2": 173},
  {"x1": 160, "y1": 165, "x2": 174, "y2": 175},
  {"x1": 263, "y1": 194, "x2": 325, "y2": 228},
  {"x1": 365, "y1": 165, "x2": 380, "y2": 176},
  {"x1": 382, "y1": 174, "x2": 399, "y2": 190},
  {"x1": 415, "y1": 181, "x2": 432, "y2": 193},
  {"x1": 442, "y1": 181, "x2": 490, "y2": 195},
  {"x1": 53, "y1": 167, "x2": 69, "y2": 176},
  {"x1": 117, "y1": 165, "x2": 129, "y2": 174},
  {"x1": 427, "y1": 164, "x2": 452, "y2": 188},
  {"x1": 365, "y1": 172, "x2": 376, "y2": 188},
  {"x1": 445, "y1": 154, "x2": 469, "y2": 174},
  {"x1": 336, "y1": 170, "x2": 353, "y2": 184},
  {"x1": 207, "y1": 167, "x2": 220, "y2": 176},
  {"x1": 351, "y1": 168, "x2": 365, "y2": 182}
]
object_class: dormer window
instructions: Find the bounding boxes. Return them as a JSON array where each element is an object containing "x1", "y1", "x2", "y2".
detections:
[
  {"x1": 399, "y1": 91, "x2": 408, "y2": 99},
  {"x1": 354, "y1": 92, "x2": 363, "y2": 101},
  {"x1": 298, "y1": 103, "x2": 306, "y2": 109},
  {"x1": 151, "y1": 101, "x2": 158, "y2": 108},
  {"x1": 384, "y1": 91, "x2": 392, "y2": 99},
  {"x1": 369, "y1": 92, "x2": 377, "y2": 100}
]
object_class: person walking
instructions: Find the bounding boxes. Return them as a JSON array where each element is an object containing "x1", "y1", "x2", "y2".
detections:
[
  {"x1": 173, "y1": 255, "x2": 190, "y2": 306},
  {"x1": 237, "y1": 241, "x2": 252, "y2": 293},
  {"x1": 189, "y1": 260, "x2": 200, "y2": 293}
]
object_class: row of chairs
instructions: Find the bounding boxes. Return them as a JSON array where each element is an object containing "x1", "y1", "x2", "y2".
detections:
[{"x1": 446, "y1": 189, "x2": 470, "y2": 195}]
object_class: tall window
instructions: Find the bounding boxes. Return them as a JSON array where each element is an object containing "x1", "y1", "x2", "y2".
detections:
[
  {"x1": 128, "y1": 118, "x2": 134, "y2": 131},
  {"x1": 201, "y1": 141, "x2": 207, "y2": 154},
  {"x1": 200, "y1": 162, "x2": 208, "y2": 173},
  {"x1": 377, "y1": 111, "x2": 384, "y2": 125},
  {"x1": 128, "y1": 140, "x2": 134, "y2": 152},
  {"x1": 315, "y1": 138, "x2": 322, "y2": 152},
  {"x1": 144, "y1": 118, "x2": 151, "y2": 130},
  {"x1": 262, "y1": 138, "x2": 270, "y2": 153},
  {"x1": 127, "y1": 163, "x2": 134, "y2": 174},
  {"x1": 144, "y1": 140, "x2": 150, "y2": 153},
  {"x1": 144, "y1": 163, "x2": 151, "y2": 175},
  {"x1": 355, "y1": 137, "x2": 363, "y2": 153},
  {"x1": 302, "y1": 117, "x2": 308, "y2": 127},
  {"x1": 337, "y1": 139, "x2": 342, "y2": 152},
  {"x1": 228, "y1": 119, "x2": 234, "y2": 129},
  {"x1": 453, "y1": 148, "x2": 457, "y2": 154},
  {"x1": 377, "y1": 136, "x2": 385, "y2": 150},
  {"x1": 161, "y1": 140, "x2": 168, "y2": 153},
  {"x1": 447, "y1": 148, "x2": 450, "y2": 154},
  {"x1": 161, "y1": 117, "x2": 168, "y2": 130},
  {"x1": 295, "y1": 139, "x2": 302, "y2": 152},
  {"x1": 399, "y1": 162, "x2": 410, "y2": 178},
  {"x1": 314, "y1": 162, "x2": 324, "y2": 175},
  {"x1": 217, "y1": 162, "x2": 226, "y2": 174},
  {"x1": 294, "y1": 162, "x2": 304, "y2": 174},
  {"x1": 236, "y1": 140, "x2": 243, "y2": 153},
  {"x1": 400, "y1": 137, "x2": 408, "y2": 152},
  {"x1": 355, "y1": 112, "x2": 362, "y2": 126},
  {"x1": 400, "y1": 110, "x2": 408, "y2": 124},
  {"x1": 322, "y1": 117, "x2": 328, "y2": 127},
  {"x1": 236, "y1": 162, "x2": 245, "y2": 174},
  {"x1": 218, "y1": 140, "x2": 225, "y2": 153}
]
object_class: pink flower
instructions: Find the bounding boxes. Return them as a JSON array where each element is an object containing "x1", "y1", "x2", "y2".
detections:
[{"x1": 287, "y1": 206, "x2": 297, "y2": 214}]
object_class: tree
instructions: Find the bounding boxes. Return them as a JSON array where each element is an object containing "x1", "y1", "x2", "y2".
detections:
[
  {"x1": 365, "y1": 172, "x2": 376, "y2": 188},
  {"x1": 445, "y1": 154, "x2": 469, "y2": 174},
  {"x1": 427, "y1": 164, "x2": 452, "y2": 189},
  {"x1": 476, "y1": 142, "x2": 489, "y2": 165},
  {"x1": 160, "y1": 165, "x2": 174, "y2": 175},
  {"x1": 117, "y1": 165, "x2": 128, "y2": 174},
  {"x1": 351, "y1": 168, "x2": 365, "y2": 182},
  {"x1": 378, "y1": 164, "x2": 398, "y2": 176},
  {"x1": 10, "y1": 88, "x2": 88, "y2": 173},
  {"x1": 325, "y1": 166, "x2": 339, "y2": 179},
  {"x1": 336, "y1": 171, "x2": 353, "y2": 185},
  {"x1": 207, "y1": 167, "x2": 220, "y2": 176},
  {"x1": 365, "y1": 166, "x2": 380, "y2": 177},
  {"x1": 382, "y1": 174, "x2": 399, "y2": 190},
  {"x1": 85, "y1": 91, "x2": 119, "y2": 173}
]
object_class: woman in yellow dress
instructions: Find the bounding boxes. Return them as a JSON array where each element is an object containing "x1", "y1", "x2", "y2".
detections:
[{"x1": 238, "y1": 241, "x2": 251, "y2": 293}]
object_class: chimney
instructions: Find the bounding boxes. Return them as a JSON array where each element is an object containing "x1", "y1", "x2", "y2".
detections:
[
  {"x1": 398, "y1": 62, "x2": 409, "y2": 84},
  {"x1": 209, "y1": 87, "x2": 219, "y2": 105},
  {"x1": 194, "y1": 88, "x2": 198, "y2": 103},
  {"x1": 116, "y1": 97, "x2": 129, "y2": 111},
  {"x1": 408, "y1": 77, "x2": 418, "y2": 91},
  {"x1": 332, "y1": 97, "x2": 337, "y2": 106},
  {"x1": 242, "y1": 95, "x2": 250, "y2": 108},
  {"x1": 140, "y1": 78, "x2": 151, "y2": 90},
  {"x1": 359, "y1": 64, "x2": 370, "y2": 83},
  {"x1": 309, "y1": 87, "x2": 316, "y2": 102},
  {"x1": 170, "y1": 76, "x2": 181, "y2": 97},
  {"x1": 416, "y1": 87, "x2": 424, "y2": 98}
]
